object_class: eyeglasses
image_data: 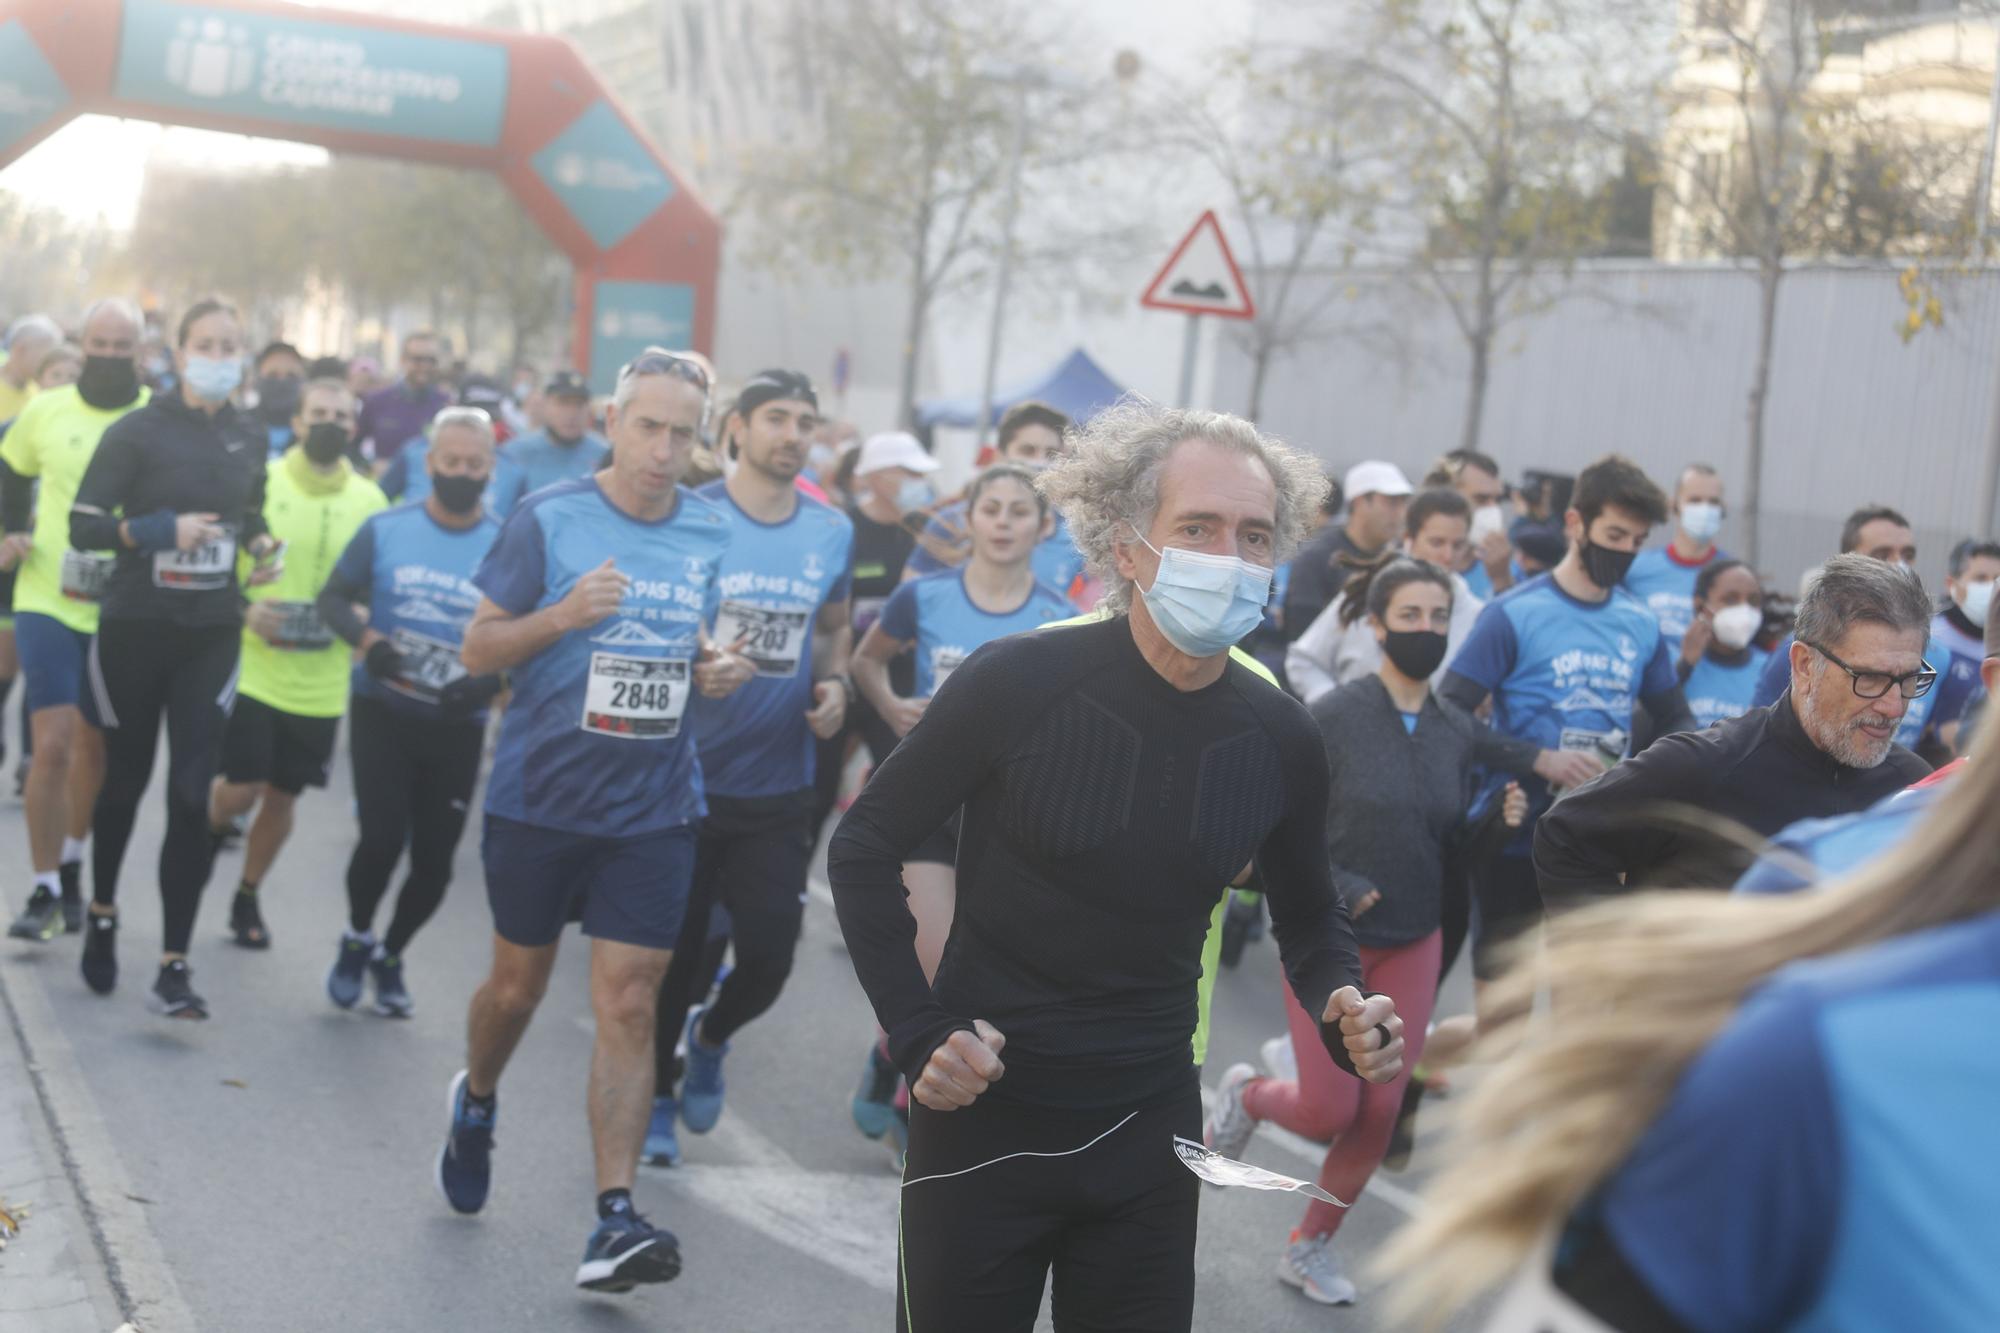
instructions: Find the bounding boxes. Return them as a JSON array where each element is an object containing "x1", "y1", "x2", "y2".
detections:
[
  {"x1": 1804, "y1": 641, "x2": 1936, "y2": 700},
  {"x1": 618, "y1": 348, "x2": 711, "y2": 393}
]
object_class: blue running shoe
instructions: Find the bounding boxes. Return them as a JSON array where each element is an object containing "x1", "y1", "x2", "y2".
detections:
[
  {"x1": 851, "y1": 1042, "x2": 898, "y2": 1140},
  {"x1": 326, "y1": 933, "x2": 372, "y2": 1010},
  {"x1": 575, "y1": 1211, "x2": 682, "y2": 1292},
  {"x1": 436, "y1": 1070, "x2": 495, "y2": 1214},
  {"x1": 643, "y1": 1096, "x2": 681, "y2": 1167},
  {"x1": 678, "y1": 1007, "x2": 728, "y2": 1134}
]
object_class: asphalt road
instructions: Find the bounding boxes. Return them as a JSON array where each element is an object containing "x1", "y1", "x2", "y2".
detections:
[{"x1": 0, "y1": 728, "x2": 1480, "y2": 1332}]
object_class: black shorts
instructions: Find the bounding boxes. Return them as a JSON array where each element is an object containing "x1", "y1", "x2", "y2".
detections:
[
  {"x1": 220, "y1": 693, "x2": 340, "y2": 795},
  {"x1": 898, "y1": 1079, "x2": 1202, "y2": 1332}
]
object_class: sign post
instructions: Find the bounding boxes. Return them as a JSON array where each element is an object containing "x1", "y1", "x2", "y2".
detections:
[{"x1": 1139, "y1": 210, "x2": 1257, "y2": 407}]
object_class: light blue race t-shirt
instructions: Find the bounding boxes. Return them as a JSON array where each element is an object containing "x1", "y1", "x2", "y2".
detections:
[
  {"x1": 1684, "y1": 647, "x2": 1770, "y2": 730},
  {"x1": 474, "y1": 477, "x2": 731, "y2": 838},
  {"x1": 876, "y1": 569, "x2": 1072, "y2": 698},
  {"x1": 1623, "y1": 546, "x2": 1730, "y2": 660},
  {"x1": 689, "y1": 481, "x2": 854, "y2": 799}
]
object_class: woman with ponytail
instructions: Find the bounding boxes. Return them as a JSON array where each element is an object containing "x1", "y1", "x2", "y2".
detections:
[{"x1": 1379, "y1": 700, "x2": 2000, "y2": 1332}]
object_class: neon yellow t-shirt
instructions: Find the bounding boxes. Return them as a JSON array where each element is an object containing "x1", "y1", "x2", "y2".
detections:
[
  {"x1": 0, "y1": 385, "x2": 150, "y2": 634},
  {"x1": 1043, "y1": 611, "x2": 1279, "y2": 1067},
  {"x1": 237, "y1": 454, "x2": 386, "y2": 718}
]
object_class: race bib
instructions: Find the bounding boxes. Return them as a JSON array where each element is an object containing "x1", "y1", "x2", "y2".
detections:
[
  {"x1": 1559, "y1": 727, "x2": 1627, "y2": 761},
  {"x1": 386, "y1": 627, "x2": 467, "y2": 704},
  {"x1": 152, "y1": 533, "x2": 236, "y2": 591},
  {"x1": 59, "y1": 550, "x2": 113, "y2": 602},
  {"x1": 264, "y1": 600, "x2": 335, "y2": 652},
  {"x1": 715, "y1": 600, "x2": 809, "y2": 678},
  {"x1": 582, "y1": 653, "x2": 689, "y2": 740},
  {"x1": 930, "y1": 645, "x2": 967, "y2": 693}
]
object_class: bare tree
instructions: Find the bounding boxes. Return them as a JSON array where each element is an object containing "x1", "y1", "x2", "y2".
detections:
[
  {"x1": 1656, "y1": 0, "x2": 1987, "y2": 563},
  {"x1": 1325, "y1": 0, "x2": 1667, "y2": 453}
]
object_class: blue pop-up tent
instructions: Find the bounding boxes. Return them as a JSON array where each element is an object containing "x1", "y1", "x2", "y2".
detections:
[{"x1": 915, "y1": 348, "x2": 1130, "y2": 429}]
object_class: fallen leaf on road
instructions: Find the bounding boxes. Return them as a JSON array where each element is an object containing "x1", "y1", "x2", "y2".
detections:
[
  {"x1": 221, "y1": 1078, "x2": 248, "y2": 1089},
  {"x1": 0, "y1": 1195, "x2": 27, "y2": 1239}
]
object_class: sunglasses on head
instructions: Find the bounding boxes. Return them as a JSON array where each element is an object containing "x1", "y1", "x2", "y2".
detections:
[{"x1": 618, "y1": 349, "x2": 711, "y2": 392}]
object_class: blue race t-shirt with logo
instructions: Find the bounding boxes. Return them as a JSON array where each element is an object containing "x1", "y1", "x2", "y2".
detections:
[
  {"x1": 1448, "y1": 573, "x2": 1677, "y2": 851},
  {"x1": 1591, "y1": 909, "x2": 2000, "y2": 1332},
  {"x1": 1623, "y1": 546, "x2": 1728, "y2": 660},
  {"x1": 1927, "y1": 611, "x2": 1985, "y2": 739},
  {"x1": 474, "y1": 477, "x2": 730, "y2": 838},
  {"x1": 904, "y1": 501, "x2": 1088, "y2": 601},
  {"x1": 502, "y1": 428, "x2": 610, "y2": 502},
  {"x1": 331, "y1": 501, "x2": 500, "y2": 719},
  {"x1": 1684, "y1": 647, "x2": 1770, "y2": 730},
  {"x1": 876, "y1": 570, "x2": 1072, "y2": 698},
  {"x1": 690, "y1": 481, "x2": 854, "y2": 799}
]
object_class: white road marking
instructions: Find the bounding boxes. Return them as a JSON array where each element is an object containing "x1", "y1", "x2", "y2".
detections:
[{"x1": 663, "y1": 1165, "x2": 900, "y2": 1294}]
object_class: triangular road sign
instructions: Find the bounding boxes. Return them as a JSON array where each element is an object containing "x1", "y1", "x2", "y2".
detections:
[{"x1": 1140, "y1": 210, "x2": 1256, "y2": 320}]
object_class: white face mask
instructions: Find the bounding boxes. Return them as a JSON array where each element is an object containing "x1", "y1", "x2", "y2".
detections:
[
  {"x1": 1469, "y1": 504, "x2": 1507, "y2": 545},
  {"x1": 1679, "y1": 501, "x2": 1723, "y2": 544},
  {"x1": 1959, "y1": 579, "x2": 1995, "y2": 628},
  {"x1": 1710, "y1": 603, "x2": 1762, "y2": 651}
]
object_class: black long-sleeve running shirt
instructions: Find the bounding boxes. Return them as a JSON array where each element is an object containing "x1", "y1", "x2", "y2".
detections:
[
  {"x1": 70, "y1": 393, "x2": 267, "y2": 627},
  {"x1": 828, "y1": 615, "x2": 1365, "y2": 1111}
]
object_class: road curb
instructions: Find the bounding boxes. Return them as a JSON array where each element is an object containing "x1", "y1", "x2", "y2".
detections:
[{"x1": 0, "y1": 957, "x2": 196, "y2": 1333}]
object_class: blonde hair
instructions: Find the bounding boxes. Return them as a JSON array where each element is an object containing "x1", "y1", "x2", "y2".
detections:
[
  {"x1": 1038, "y1": 399, "x2": 1327, "y2": 614},
  {"x1": 1377, "y1": 706, "x2": 2000, "y2": 1326}
]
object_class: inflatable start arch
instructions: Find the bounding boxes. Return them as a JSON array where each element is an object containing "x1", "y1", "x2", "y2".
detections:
[{"x1": 0, "y1": 0, "x2": 720, "y2": 393}]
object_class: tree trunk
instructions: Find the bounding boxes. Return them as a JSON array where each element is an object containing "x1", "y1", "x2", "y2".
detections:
[
  {"x1": 1246, "y1": 338, "x2": 1274, "y2": 423},
  {"x1": 898, "y1": 260, "x2": 930, "y2": 431},
  {"x1": 1459, "y1": 255, "x2": 1499, "y2": 454},
  {"x1": 1742, "y1": 251, "x2": 1784, "y2": 569}
]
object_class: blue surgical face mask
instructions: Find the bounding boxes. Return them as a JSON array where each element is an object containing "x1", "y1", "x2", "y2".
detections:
[
  {"x1": 183, "y1": 353, "x2": 243, "y2": 404},
  {"x1": 1131, "y1": 527, "x2": 1273, "y2": 658},
  {"x1": 1679, "y1": 500, "x2": 1723, "y2": 544},
  {"x1": 895, "y1": 477, "x2": 934, "y2": 513}
]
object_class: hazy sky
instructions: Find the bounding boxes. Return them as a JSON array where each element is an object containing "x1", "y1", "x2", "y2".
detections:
[{"x1": 2, "y1": 0, "x2": 1270, "y2": 229}]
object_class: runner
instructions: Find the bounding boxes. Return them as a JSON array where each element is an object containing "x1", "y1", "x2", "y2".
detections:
[
  {"x1": 1, "y1": 300, "x2": 145, "y2": 943},
  {"x1": 1678, "y1": 557, "x2": 1769, "y2": 729},
  {"x1": 496, "y1": 370, "x2": 607, "y2": 505},
  {"x1": 68, "y1": 297, "x2": 282, "y2": 1016},
  {"x1": 316, "y1": 407, "x2": 502, "y2": 1015},
  {"x1": 206, "y1": 379, "x2": 385, "y2": 950},
  {"x1": 645, "y1": 368, "x2": 854, "y2": 1167},
  {"x1": 902, "y1": 401, "x2": 1087, "y2": 602},
  {"x1": 828, "y1": 401, "x2": 1403, "y2": 1331},
  {"x1": 844, "y1": 462, "x2": 1073, "y2": 1151},
  {"x1": 1205, "y1": 557, "x2": 1525, "y2": 1309},
  {"x1": 433, "y1": 348, "x2": 752, "y2": 1293}
]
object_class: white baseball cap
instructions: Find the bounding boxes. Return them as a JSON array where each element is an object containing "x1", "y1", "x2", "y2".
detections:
[
  {"x1": 1343, "y1": 460, "x2": 1413, "y2": 500},
  {"x1": 855, "y1": 431, "x2": 940, "y2": 477}
]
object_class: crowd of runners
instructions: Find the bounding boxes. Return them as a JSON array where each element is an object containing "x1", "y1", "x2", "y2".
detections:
[{"x1": 0, "y1": 296, "x2": 1992, "y2": 1330}]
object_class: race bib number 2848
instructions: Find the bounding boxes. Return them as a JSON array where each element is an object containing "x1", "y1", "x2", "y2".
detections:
[{"x1": 582, "y1": 654, "x2": 689, "y2": 740}]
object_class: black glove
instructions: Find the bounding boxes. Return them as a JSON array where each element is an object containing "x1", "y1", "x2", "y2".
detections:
[
  {"x1": 438, "y1": 673, "x2": 504, "y2": 718},
  {"x1": 363, "y1": 639, "x2": 406, "y2": 681}
]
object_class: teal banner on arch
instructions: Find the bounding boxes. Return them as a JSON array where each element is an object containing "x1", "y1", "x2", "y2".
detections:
[{"x1": 0, "y1": 20, "x2": 68, "y2": 159}]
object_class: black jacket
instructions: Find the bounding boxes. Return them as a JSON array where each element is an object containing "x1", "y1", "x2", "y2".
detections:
[
  {"x1": 1280, "y1": 524, "x2": 1376, "y2": 645},
  {"x1": 71, "y1": 393, "x2": 267, "y2": 628},
  {"x1": 1533, "y1": 691, "x2": 1931, "y2": 899}
]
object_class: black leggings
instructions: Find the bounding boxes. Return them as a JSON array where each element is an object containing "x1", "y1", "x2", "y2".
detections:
[
  {"x1": 88, "y1": 619, "x2": 240, "y2": 955},
  {"x1": 897, "y1": 1080, "x2": 1202, "y2": 1332},
  {"x1": 654, "y1": 789, "x2": 815, "y2": 1092},
  {"x1": 345, "y1": 694, "x2": 483, "y2": 957}
]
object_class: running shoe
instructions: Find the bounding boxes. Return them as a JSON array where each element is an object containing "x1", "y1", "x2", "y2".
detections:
[
  {"x1": 57, "y1": 863, "x2": 82, "y2": 934},
  {"x1": 1258, "y1": 1033, "x2": 1297, "y2": 1083},
  {"x1": 7, "y1": 885, "x2": 63, "y2": 941},
  {"x1": 79, "y1": 910, "x2": 117, "y2": 994},
  {"x1": 678, "y1": 1007, "x2": 728, "y2": 1133},
  {"x1": 1278, "y1": 1229, "x2": 1356, "y2": 1305},
  {"x1": 851, "y1": 1041, "x2": 898, "y2": 1140},
  {"x1": 1203, "y1": 1062, "x2": 1260, "y2": 1160},
  {"x1": 326, "y1": 934, "x2": 372, "y2": 1009},
  {"x1": 369, "y1": 951, "x2": 413, "y2": 1018},
  {"x1": 575, "y1": 1210, "x2": 682, "y2": 1292},
  {"x1": 643, "y1": 1096, "x2": 681, "y2": 1167},
  {"x1": 228, "y1": 889, "x2": 270, "y2": 950},
  {"x1": 148, "y1": 960, "x2": 208, "y2": 1020},
  {"x1": 436, "y1": 1070, "x2": 496, "y2": 1215}
]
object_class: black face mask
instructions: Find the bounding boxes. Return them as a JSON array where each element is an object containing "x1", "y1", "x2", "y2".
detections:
[
  {"x1": 1382, "y1": 629, "x2": 1449, "y2": 682},
  {"x1": 76, "y1": 355, "x2": 140, "y2": 410},
  {"x1": 431, "y1": 472, "x2": 486, "y2": 515},
  {"x1": 256, "y1": 375, "x2": 302, "y2": 424},
  {"x1": 302, "y1": 422, "x2": 351, "y2": 467},
  {"x1": 1580, "y1": 537, "x2": 1638, "y2": 591}
]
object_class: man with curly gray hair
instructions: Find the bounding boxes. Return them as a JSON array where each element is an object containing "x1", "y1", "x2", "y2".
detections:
[{"x1": 828, "y1": 398, "x2": 1404, "y2": 1330}]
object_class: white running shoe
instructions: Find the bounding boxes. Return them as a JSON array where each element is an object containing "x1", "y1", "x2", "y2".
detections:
[
  {"x1": 1278, "y1": 1230, "x2": 1357, "y2": 1305},
  {"x1": 1258, "y1": 1033, "x2": 1297, "y2": 1082},
  {"x1": 1202, "y1": 1063, "x2": 1260, "y2": 1160}
]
